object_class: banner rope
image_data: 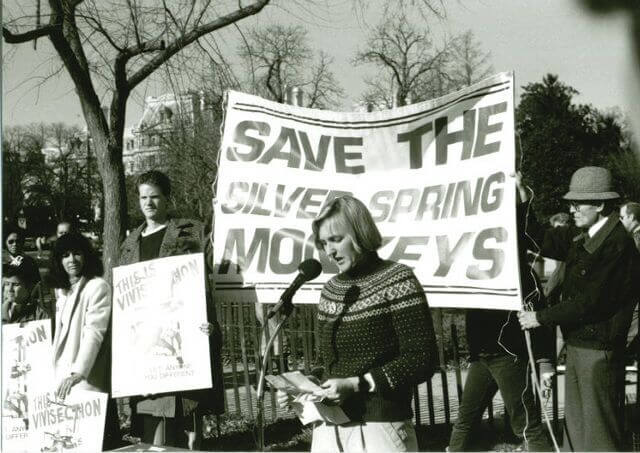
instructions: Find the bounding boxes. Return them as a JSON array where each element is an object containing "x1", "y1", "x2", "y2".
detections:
[{"x1": 518, "y1": 153, "x2": 561, "y2": 452}]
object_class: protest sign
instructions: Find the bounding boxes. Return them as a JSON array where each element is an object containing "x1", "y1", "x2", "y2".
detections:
[
  {"x1": 214, "y1": 72, "x2": 521, "y2": 310},
  {"x1": 28, "y1": 390, "x2": 107, "y2": 453},
  {"x1": 111, "y1": 254, "x2": 212, "y2": 397},
  {"x1": 2, "y1": 320, "x2": 54, "y2": 452}
]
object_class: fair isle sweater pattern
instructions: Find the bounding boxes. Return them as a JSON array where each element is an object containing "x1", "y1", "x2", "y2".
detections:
[{"x1": 318, "y1": 258, "x2": 437, "y2": 416}]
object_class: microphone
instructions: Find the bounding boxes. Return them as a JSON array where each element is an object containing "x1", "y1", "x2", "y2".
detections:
[{"x1": 267, "y1": 259, "x2": 322, "y2": 319}]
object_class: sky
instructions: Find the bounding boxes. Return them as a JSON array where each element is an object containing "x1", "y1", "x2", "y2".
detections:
[{"x1": 1, "y1": 0, "x2": 634, "y2": 129}]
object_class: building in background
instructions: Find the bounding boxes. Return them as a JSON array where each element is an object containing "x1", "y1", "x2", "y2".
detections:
[{"x1": 123, "y1": 91, "x2": 211, "y2": 175}]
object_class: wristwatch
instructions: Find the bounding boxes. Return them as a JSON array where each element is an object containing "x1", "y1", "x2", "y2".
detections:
[{"x1": 358, "y1": 375, "x2": 370, "y2": 393}]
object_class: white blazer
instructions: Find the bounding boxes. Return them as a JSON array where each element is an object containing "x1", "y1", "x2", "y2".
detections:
[{"x1": 53, "y1": 276, "x2": 111, "y2": 393}]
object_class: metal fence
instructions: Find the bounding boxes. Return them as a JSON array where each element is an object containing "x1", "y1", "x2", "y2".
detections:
[{"x1": 215, "y1": 302, "x2": 638, "y2": 432}]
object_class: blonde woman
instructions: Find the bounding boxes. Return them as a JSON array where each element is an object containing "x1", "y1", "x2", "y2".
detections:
[{"x1": 281, "y1": 195, "x2": 438, "y2": 452}]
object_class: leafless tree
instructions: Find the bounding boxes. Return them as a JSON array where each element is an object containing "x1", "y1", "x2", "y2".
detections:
[
  {"x1": 3, "y1": 0, "x2": 272, "y2": 277},
  {"x1": 3, "y1": 0, "x2": 444, "y2": 277},
  {"x1": 3, "y1": 122, "x2": 96, "y2": 226},
  {"x1": 2, "y1": 125, "x2": 46, "y2": 222},
  {"x1": 360, "y1": 73, "x2": 396, "y2": 110},
  {"x1": 447, "y1": 30, "x2": 493, "y2": 88},
  {"x1": 240, "y1": 24, "x2": 307, "y2": 102},
  {"x1": 304, "y1": 51, "x2": 345, "y2": 109},
  {"x1": 356, "y1": 21, "x2": 494, "y2": 108},
  {"x1": 239, "y1": 24, "x2": 344, "y2": 108},
  {"x1": 354, "y1": 14, "x2": 452, "y2": 107}
]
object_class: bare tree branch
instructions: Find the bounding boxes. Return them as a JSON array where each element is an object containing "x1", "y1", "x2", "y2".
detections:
[
  {"x1": 124, "y1": 0, "x2": 142, "y2": 48},
  {"x1": 127, "y1": 0, "x2": 270, "y2": 90},
  {"x1": 2, "y1": 24, "x2": 55, "y2": 42},
  {"x1": 354, "y1": 14, "x2": 456, "y2": 106}
]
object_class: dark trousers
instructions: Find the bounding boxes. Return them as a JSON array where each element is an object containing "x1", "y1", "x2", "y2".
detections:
[
  {"x1": 563, "y1": 344, "x2": 625, "y2": 452},
  {"x1": 449, "y1": 354, "x2": 551, "y2": 452},
  {"x1": 102, "y1": 397, "x2": 124, "y2": 451}
]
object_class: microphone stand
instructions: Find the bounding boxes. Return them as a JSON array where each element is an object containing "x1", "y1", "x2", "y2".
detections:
[{"x1": 255, "y1": 300, "x2": 294, "y2": 451}]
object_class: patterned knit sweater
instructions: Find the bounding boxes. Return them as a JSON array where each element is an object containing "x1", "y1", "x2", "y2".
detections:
[{"x1": 317, "y1": 252, "x2": 438, "y2": 422}]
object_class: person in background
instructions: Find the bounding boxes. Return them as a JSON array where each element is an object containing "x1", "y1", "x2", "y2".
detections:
[
  {"x1": 2, "y1": 261, "x2": 49, "y2": 323},
  {"x1": 3, "y1": 224, "x2": 41, "y2": 287},
  {"x1": 56, "y1": 219, "x2": 74, "y2": 238},
  {"x1": 34, "y1": 219, "x2": 76, "y2": 261},
  {"x1": 619, "y1": 201, "x2": 639, "y2": 360},
  {"x1": 549, "y1": 212, "x2": 570, "y2": 229},
  {"x1": 119, "y1": 170, "x2": 224, "y2": 450},
  {"x1": 518, "y1": 166, "x2": 639, "y2": 451},
  {"x1": 280, "y1": 195, "x2": 438, "y2": 452},
  {"x1": 620, "y1": 201, "x2": 640, "y2": 251},
  {"x1": 49, "y1": 231, "x2": 121, "y2": 450},
  {"x1": 447, "y1": 173, "x2": 553, "y2": 452},
  {"x1": 35, "y1": 235, "x2": 47, "y2": 260}
]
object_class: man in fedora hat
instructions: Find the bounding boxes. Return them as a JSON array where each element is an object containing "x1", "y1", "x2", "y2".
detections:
[{"x1": 518, "y1": 166, "x2": 639, "y2": 451}]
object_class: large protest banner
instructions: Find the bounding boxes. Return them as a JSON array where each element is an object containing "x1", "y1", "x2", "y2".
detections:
[
  {"x1": 214, "y1": 72, "x2": 521, "y2": 310},
  {"x1": 111, "y1": 254, "x2": 212, "y2": 397},
  {"x1": 2, "y1": 320, "x2": 54, "y2": 452},
  {"x1": 28, "y1": 390, "x2": 107, "y2": 453}
]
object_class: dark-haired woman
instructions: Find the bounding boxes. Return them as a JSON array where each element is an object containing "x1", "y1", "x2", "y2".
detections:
[
  {"x1": 2, "y1": 261, "x2": 48, "y2": 324},
  {"x1": 3, "y1": 225, "x2": 41, "y2": 288},
  {"x1": 280, "y1": 196, "x2": 438, "y2": 452},
  {"x1": 49, "y1": 232, "x2": 121, "y2": 449}
]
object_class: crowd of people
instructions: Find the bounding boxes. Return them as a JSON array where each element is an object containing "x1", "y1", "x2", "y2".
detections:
[
  {"x1": 2, "y1": 171, "x2": 224, "y2": 450},
  {"x1": 2, "y1": 166, "x2": 640, "y2": 452}
]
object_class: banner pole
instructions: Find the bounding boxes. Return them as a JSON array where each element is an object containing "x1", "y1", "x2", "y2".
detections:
[{"x1": 523, "y1": 327, "x2": 560, "y2": 452}]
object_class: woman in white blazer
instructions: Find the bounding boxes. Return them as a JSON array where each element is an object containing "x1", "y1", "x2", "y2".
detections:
[{"x1": 49, "y1": 232, "x2": 121, "y2": 449}]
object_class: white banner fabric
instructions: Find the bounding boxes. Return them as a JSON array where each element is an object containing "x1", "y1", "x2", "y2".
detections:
[
  {"x1": 214, "y1": 72, "x2": 521, "y2": 310},
  {"x1": 111, "y1": 254, "x2": 212, "y2": 397}
]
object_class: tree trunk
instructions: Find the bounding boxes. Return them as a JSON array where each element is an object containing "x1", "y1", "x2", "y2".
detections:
[
  {"x1": 84, "y1": 121, "x2": 127, "y2": 283},
  {"x1": 99, "y1": 143, "x2": 127, "y2": 282}
]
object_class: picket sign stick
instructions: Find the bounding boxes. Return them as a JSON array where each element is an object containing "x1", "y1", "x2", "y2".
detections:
[{"x1": 517, "y1": 185, "x2": 560, "y2": 451}]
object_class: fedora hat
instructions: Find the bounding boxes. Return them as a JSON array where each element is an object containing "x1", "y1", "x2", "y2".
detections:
[{"x1": 563, "y1": 166, "x2": 620, "y2": 201}]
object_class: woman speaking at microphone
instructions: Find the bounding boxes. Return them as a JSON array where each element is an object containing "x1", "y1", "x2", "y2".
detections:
[{"x1": 282, "y1": 195, "x2": 438, "y2": 452}]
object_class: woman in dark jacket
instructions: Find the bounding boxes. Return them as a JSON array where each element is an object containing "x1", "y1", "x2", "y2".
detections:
[{"x1": 119, "y1": 170, "x2": 224, "y2": 450}]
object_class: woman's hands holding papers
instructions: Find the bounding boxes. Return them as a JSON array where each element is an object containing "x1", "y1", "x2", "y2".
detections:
[
  {"x1": 276, "y1": 374, "x2": 322, "y2": 411},
  {"x1": 276, "y1": 390, "x2": 293, "y2": 410},
  {"x1": 313, "y1": 377, "x2": 359, "y2": 405}
]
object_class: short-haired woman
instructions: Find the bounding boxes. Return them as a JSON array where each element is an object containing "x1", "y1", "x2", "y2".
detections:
[
  {"x1": 282, "y1": 195, "x2": 438, "y2": 452},
  {"x1": 119, "y1": 170, "x2": 224, "y2": 450},
  {"x1": 49, "y1": 232, "x2": 121, "y2": 449}
]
